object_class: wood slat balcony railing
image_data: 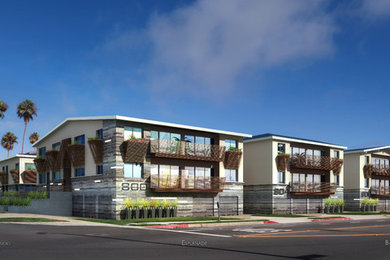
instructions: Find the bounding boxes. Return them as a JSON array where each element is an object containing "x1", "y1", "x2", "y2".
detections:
[
  {"x1": 150, "y1": 175, "x2": 225, "y2": 193},
  {"x1": 150, "y1": 139, "x2": 225, "y2": 162},
  {"x1": 372, "y1": 165, "x2": 390, "y2": 177},
  {"x1": 289, "y1": 182, "x2": 337, "y2": 195},
  {"x1": 290, "y1": 155, "x2": 342, "y2": 171},
  {"x1": 370, "y1": 186, "x2": 390, "y2": 197}
]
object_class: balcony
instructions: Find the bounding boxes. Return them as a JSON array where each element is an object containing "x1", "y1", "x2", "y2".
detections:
[
  {"x1": 289, "y1": 182, "x2": 337, "y2": 195},
  {"x1": 290, "y1": 154, "x2": 342, "y2": 171},
  {"x1": 150, "y1": 175, "x2": 225, "y2": 193},
  {"x1": 372, "y1": 165, "x2": 390, "y2": 177},
  {"x1": 371, "y1": 186, "x2": 390, "y2": 197},
  {"x1": 150, "y1": 139, "x2": 225, "y2": 162}
]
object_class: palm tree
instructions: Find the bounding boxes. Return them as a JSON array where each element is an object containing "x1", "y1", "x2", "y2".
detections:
[
  {"x1": 1, "y1": 132, "x2": 18, "y2": 157},
  {"x1": 29, "y1": 132, "x2": 39, "y2": 152},
  {"x1": 0, "y1": 100, "x2": 8, "y2": 119},
  {"x1": 17, "y1": 99, "x2": 37, "y2": 154},
  {"x1": 29, "y1": 132, "x2": 39, "y2": 145}
]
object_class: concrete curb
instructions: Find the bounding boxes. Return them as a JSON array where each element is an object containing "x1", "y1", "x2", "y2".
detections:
[
  {"x1": 148, "y1": 221, "x2": 279, "y2": 228},
  {"x1": 311, "y1": 217, "x2": 351, "y2": 222}
]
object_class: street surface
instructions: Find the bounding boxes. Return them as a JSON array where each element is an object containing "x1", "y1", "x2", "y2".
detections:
[{"x1": 1, "y1": 218, "x2": 390, "y2": 259}]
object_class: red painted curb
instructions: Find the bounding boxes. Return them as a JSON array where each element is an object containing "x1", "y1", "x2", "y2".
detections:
[
  {"x1": 148, "y1": 224, "x2": 189, "y2": 228},
  {"x1": 311, "y1": 218, "x2": 350, "y2": 222},
  {"x1": 264, "y1": 221, "x2": 278, "y2": 224}
]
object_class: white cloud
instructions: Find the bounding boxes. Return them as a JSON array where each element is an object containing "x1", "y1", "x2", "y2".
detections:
[
  {"x1": 145, "y1": 0, "x2": 336, "y2": 96},
  {"x1": 360, "y1": 0, "x2": 390, "y2": 20}
]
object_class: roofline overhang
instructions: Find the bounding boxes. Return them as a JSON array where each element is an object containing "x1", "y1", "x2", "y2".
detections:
[
  {"x1": 244, "y1": 135, "x2": 347, "y2": 150},
  {"x1": 0, "y1": 154, "x2": 37, "y2": 164},
  {"x1": 33, "y1": 115, "x2": 252, "y2": 147},
  {"x1": 345, "y1": 145, "x2": 390, "y2": 154}
]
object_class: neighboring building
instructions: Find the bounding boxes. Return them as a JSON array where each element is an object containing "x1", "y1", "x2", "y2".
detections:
[
  {"x1": 33, "y1": 116, "x2": 251, "y2": 219},
  {"x1": 244, "y1": 133, "x2": 346, "y2": 214},
  {"x1": 0, "y1": 153, "x2": 37, "y2": 190},
  {"x1": 344, "y1": 146, "x2": 390, "y2": 211}
]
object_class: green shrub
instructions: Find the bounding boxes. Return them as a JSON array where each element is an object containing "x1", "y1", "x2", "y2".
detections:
[
  {"x1": 228, "y1": 147, "x2": 242, "y2": 152},
  {"x1": 169, "y1": 199, "x2": 178, "y2": 208},
  {"x1": 27, "y1": 191, "x2": 48, "y2": 200},
  {"x1": 2, "y1": 191, "x2": 19, "y2": 197},
  {"x1": 362, "y1": 198, "x2": 369, "y2": 206},
  {"x1": 325, "y1": 198, "x2": 332, "y2": 206}
]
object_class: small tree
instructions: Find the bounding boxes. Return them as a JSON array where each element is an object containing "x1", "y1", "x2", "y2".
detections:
[
  {"x1": 17, "y1": 99, "x2": 37, "y2": 154},
  {"x1": 1, "y1": 132, "x2": 18, "y2": 157},
  {"x1": 0, "y1": 100, "x2": 8, "y2": 119}
]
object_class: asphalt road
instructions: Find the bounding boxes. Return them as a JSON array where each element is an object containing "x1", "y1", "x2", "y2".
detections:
[{"x1": 1, "y1": 218, "x2": 390, "y2": 259}]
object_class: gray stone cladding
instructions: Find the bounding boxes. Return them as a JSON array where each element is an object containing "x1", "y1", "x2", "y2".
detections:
[{"x1": 244, "y1": 184, "x2": 344, "y2": 214}]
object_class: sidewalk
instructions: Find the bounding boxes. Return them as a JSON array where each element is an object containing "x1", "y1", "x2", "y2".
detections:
[{"x1": 0, "y1": 212, "x2": 389, "y2": 228}]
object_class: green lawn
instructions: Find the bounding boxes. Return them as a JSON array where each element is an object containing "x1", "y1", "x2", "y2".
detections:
[
  {"x1": 330, "y1": 211, "x2": 390, "y2": 215},
  {"x1": 0, "y1": 217, "x2": 67, "y2": 222},
  {"x1": 252, "y1": 214, "x2": 308, "y2": 218},
  {"x1": 76, "y1": 216, "x2": 267, "y2": 226}
]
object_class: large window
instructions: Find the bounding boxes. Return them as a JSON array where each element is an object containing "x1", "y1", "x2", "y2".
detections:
[
  {"x1": 39, "y1": 173, "x2": 46, "y2": 184},
  {"x1": 278, "y1": 171, "x2": 285, "y2": 184},
  {"x1": 364, "y1": 178, "x2": 369, "y2": 188},
  {"x1": 124, "y1": 127, "x2": 142, "y2": 141},
  {"x1": 75, "y1": 168, "x2": 85, "y2": 177},
  {"x1": 291, "y1": 173, "x2": 321, "y2": 192},
  {"x1": 39, "y1": 147, "x2": 46, "y2": 158},
  {"x1": 334, "y1": 151, "x2": 340, "y2": 159},
  {"x1": 372, "y1": 157, "x2": 390, "y2": 169},
  {"x1": 278, "y1": 143, "x2": 286, "y2": 154},
  {"x1": 25, "y1": 163, "x2": 36, "y2": 170},
  {"x1": 52, "y1": 171, "x2": 61, "y2": 180},
  {"x1": 124, "y1": 163, "x2": 142, "y2": 178},
  {"x1": 157, "y1": 165, "x2": 179, "y2": 188},
  {"x1": 226, "y1": 169, "x2": 237, "y2": 182},
  {"x1": 96, "y1": 129, "x2": 103, "y2": 139},
  {"x1": 225, "y1": 139, "x2": 237, "y2": 151},
  {"x1": 52, "y1": 142, "x2": 61, "y2": 151},
  {"x1": 151, "y1": 131, "x2": 181, "y2": 154},
  {"x1": 371, "y1": 179, "x2": 390, "y2": 195},
  {"x1": 334, "y1": 175, "x2": 339, "y2": 185},
  {"x1": 75, "y1": 135, "x2": 85, "y2": 145},
  {"x1": 97, "y1": 165, "x2": 103, "y2": 175}
]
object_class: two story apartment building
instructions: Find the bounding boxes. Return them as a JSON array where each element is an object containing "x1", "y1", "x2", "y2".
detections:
[
  {"x1": 0, "y1": 153, "x2": 37, "y2": 190},
  {"x1": 244, "y1": 134, "x2": 346, "y2": 214},
  {"x1": 344, "y1": 146, "x2": 390, "y2": 211},
  {"x1": 33, "y1": 115, "x2": 251, "y2": 219}
]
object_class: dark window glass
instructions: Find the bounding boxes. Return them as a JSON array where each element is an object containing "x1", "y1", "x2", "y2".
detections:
[
  {"x1": 75, "y1": 135, "x2": 85, "y2": 145},
  {"x1": 97, "y1": 165, "x2": 103, "y2": 175},
  {"x1": 39, "y1": 147, "x2": 46, "y2": 158},
  {"x1": 278, "y1": 143, "x2": 285, "y2": 154},
  {"x1": 52, "y1": 142, "x2": 61, "y2": 151},
  {"x1": 97, "y1": 129, "x2": 103, "y2": 139},
  {"x1": 75, "y1": 168, "x2": 85, "y2": 177}
]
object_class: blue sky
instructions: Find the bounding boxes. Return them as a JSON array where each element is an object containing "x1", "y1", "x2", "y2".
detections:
[{"x1": 1, "y1": 0, "x2": 390, "y2": 158}]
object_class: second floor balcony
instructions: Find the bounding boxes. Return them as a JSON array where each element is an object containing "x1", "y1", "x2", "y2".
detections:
[
  {"x1": 150, "y1": 139, "x2": 225, "y2": 162},
  {"x1": 371, "y1": 186, "x2": 390, "y2": 197},
  {"x1": 290, "y1": 154, "x2": 342, "y2": 171},
  {"x1": 372, "y1": 164, "x2": 390, "y2": 177}
]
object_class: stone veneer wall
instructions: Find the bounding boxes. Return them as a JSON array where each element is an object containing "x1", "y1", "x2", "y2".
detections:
[
  {"x1": 244, "y1": 184, "x2": 344, "y2": 214},
  {"x1": 344, "y1": 188, "x2": 390, "y2": 212}
]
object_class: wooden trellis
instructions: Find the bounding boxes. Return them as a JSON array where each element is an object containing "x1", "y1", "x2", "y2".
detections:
[
  {"x1": 67, "y1": 144, "x2": 85, "y2": 168},
  {"x1": 10, "y1": 169, "x2": 19, "y2": 184},
  {"x1": 276, "y1": 154, "x2": 290, "y2": 171},
  {"x1": 363, "y1": 164, "x2": 373, "y2": 178},
  {"x1": 34, "y1": 158, "x2": 48, "y2": 173},
  {"x1": 331, "y1": 159, "x2": 344, "y2": 175},
  {"x1": 46, "y1": 150, "x2": 59, "y2": 171},
  {"x1": 21, "y1": 170, "x2": 37, "y2": 184},
  {"x1": 0, "y1": 171, "x2": 8, "y2": 185},
  {"x1": 123, "y1": 139, "x2": 150, "y2": 163},
  {"x1": 56, "y1": 138, "x2": 72, "y2": 169},
  {"x1": 88, "y1": 139, "x2": 103, "y2": 164},
  {"x1": 224, "y1": 150, "x2": 242, "y2": 169}
]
